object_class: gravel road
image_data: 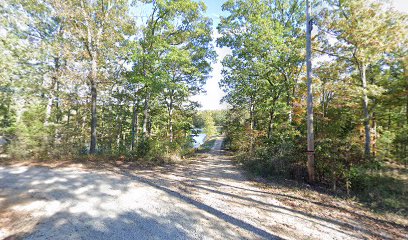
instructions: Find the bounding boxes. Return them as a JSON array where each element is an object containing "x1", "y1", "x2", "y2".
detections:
[{"x1": 0, "y1": 138, "x2": 406, "y2": 239}]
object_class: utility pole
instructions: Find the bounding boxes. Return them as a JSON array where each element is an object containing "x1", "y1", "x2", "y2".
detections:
[{"x1": 306, "y1": 0, "x2": 315, "y2": 182}]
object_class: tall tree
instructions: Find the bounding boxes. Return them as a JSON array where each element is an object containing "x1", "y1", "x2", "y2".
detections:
[
  {"x1": 306, "y1": 0, "x2": 315, "y2": 182},
  {"x1": 218, "y1": 0, "x2": 305, "y2": 147},
  {"x1": 317, "y1": 0, "x2": 407, "y2": 158},
  {"x1": 130, "y1": 0, "x2": 214, "y2": 143},
  {"x1": 56, "y1": 0, "x2": 133, "y2": 153}
]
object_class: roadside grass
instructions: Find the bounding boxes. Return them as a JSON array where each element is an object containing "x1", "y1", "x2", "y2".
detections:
[
  {"x1": 0, "y1": 129, "x2": 226, "y2": 170},
  {"x1": 351, "y1": 162, "x2": 408, "y2": 217},
  {"x1": 0, "y1": 152, "x2": 178, "y2": 171},
  {"x1": 233, "y1": 150, "x2": 408, "y2": 219}
]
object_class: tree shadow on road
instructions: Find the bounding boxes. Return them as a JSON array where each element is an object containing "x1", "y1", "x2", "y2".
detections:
[
  {"x1": 0, "y1": 165, "x2": 282, "y2": 239},
  {"x1": 125, "y1": 152, "x2": 408, "y2": 240},
  {"x1": 125, "y1": 173, "x2": 283, "y2": 240}
]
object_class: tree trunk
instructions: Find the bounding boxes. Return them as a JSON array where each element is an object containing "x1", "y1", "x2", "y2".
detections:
[
  {"x1": 290, "y1": 82, "x2": 297, "y2": 123},
  {"x1": 89, "y1": 56, "x2": 97, "y2": 154},
  {"x1": 249, "y1": 99, "x2": 255, "y2": 152},
  {"x1": 82, "y1": 114, "x2": 87, "y2": 146},
  {"x1": 406, "y1": 76, "x2": 408, "y2": 125},
  {"x1": 404, "y1": 64, "x2": 408, "y2": 125},
  {"x1": 287, "y1": 91, "x2": 292, "y2": 124},
  {"x1": 168, "y1": 93, "x2": 174, "y2": 143},
  {"x1": 372, "y1": 112, "x2": 377, "y2": 158},
  {"x1": 321, "y1": 82, "x2": 326, "y2": 119},
  {"x1": 249, "y1": 100, "x2": 255, "y2": 131},
  {"x1": 148, "y1": 115, "x2": 152, "y2": 137},
  {"x1": 67, "y1": 109, "x2": 71, "y2": 126},
  {"x1": 44, "y1": 95, "x2": 54, "y2": 127},
  {"x1": 306, "y1": 0, "x2": 315, "y2": 183},
  {"x1": 116, "y1": 104, "x2": 123, "y2": 149},
  {"x1": 90, "y1": 83, "x2": 97, "y2": 153},
  {"x1": 131, "y1": 101, "x2": 139, "y2": 151},
  {"x1": 142, "y1": 92, "x2": 150, "y2": 138},
  {"x1": 55, "y1": 80, "x2": 61, "y2": 123},
  {"x1": 169, "y1": 111, "x2": 173, "y2": 143},
  {"x1": 360, "y1": 63, "x2": 371, "y2": 159},
  {"x1": 121, "y1": 111, "x2": 127, "y2": 147},
  {"x1": 45, "y1": 53, "x2": 61, "y2": 128},
  {"x1": 267, "y1": 109, "x2": 275, "y2": 140}
]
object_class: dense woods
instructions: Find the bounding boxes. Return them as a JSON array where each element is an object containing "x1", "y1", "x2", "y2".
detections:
[
  {"x1": 1, "y1": 0, "x2": 407, "y2": 215},
  {"x1": 219, "y1": 0, "x2": 407, "y2": 212},
  {"x1": 1, "y1": 0, "x2": 214, "y2": 159}
]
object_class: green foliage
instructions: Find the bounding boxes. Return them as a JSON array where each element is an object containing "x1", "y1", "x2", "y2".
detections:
[
  {"x1": 239, "y1": 131, "x2": 305, "y2": 179},
  {"x1": 219, "y1": 0, "x2": 408, "y2": 216},
  {"x1": 193, "y1": 110, "x2": 226, "y2": 129},
  {"x1": 0, "y1": 0, "x2": 214, "y2": 161},
  {"x1": 211, "y1": 110, "x2": 227, "y2": 126},
  {"x1": 315, "y1": 138, "x2": 364, "y2": 189},
  {"x1": 8, "y1": 104, "x2": 49, "y2": 159},
  {"x1": 393, "y1": 127, "x2": 408, "y2": 164},
  {"x1": 0, "y1": 0, "x2": 407, "y2": 217},
  {"x1": 203, "y1": 112, "x2": 217, "y2": 137}
]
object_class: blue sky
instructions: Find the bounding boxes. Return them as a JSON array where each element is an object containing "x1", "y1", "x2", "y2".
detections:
[{"x1": 203, "y1": 0, "x2": 228, "y2": 25}]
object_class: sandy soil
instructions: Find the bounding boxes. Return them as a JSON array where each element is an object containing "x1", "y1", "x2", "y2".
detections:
[{"x1": 0, "y1": 138, "x2": 407, "y2": 239}]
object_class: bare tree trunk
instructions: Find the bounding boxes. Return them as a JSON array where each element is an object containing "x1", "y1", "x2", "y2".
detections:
[
  {"x1": 267, "y1": 109, "x2": 275, "y2": 140},
  {"x1": 131, "y1": 101, "x2": 139, "y2": 151},
  {"x1": 135, "y1": 110, "x2": 139, "y2": 146},
  {"x1": 372, "y1": 112, "x2": 377, "y2": 158},
  {"x1": 44, "y1": 94, "x2": 54, "y2": 127},
  {"x1": 148, "y1": 115, "x2": 152, "y2": 137},
  {"x1": 89, "y1": 56, "x2": 97, "y2": 154},
  {"x1": 406, "y1": 68, "x2": 408, "y2": 125},
  {"x1": 290, "y1": 83, "x2": 297, "y2": 123},
  {"x1": 169, "y1": 111, "x2": 173, "y2": 143},
  {"x1": 55, "y1": 80, "x2": 61, "y2": 123},
  {"x1": 287, "y1": 92, "x2": 292, "y2": 124},
  {"x1": 90, "y1": 83, "x2": 97, "y2": 153},
  {"x1": 249, "y1": 98, "x2": 255, "y2": 152},
  {"x1": 81, "y1": 2, "x2": 100, "y2": 154},
  {"x1": 168, "y1": 93, "x2": 174, "y2": 143},
  {"x1": 249, "y1": 100, "x2": 255, "y2": 131},
  {"x1": 82, "y1": 114, "x2": 87, "y2": 147},
  {"x1": 121, "y1": 110, "x2": 127, "y2": 147},
  {"x1": 116, "y1": 104, "x2": 124, "y2": 149},
  {"x1": 44, "y1": 86, "x2": 54, "y2": 153},
  {"x1": 360, "y1": 63, "x2": 371, "y2": 159},
  {"x1": 45, "y1": 57, "x2": 60, "y2": 126},
  {"x1": 66, "y1": 109, "x2": 70, "y2": 125},
  {"x1": 402, "y1": 64, "x2": 408, "y2": 125},
  {"x1": 142, "y1": 91, "x2": 150, "y2": 138},
  {"x1": 406, "y1": 92, "x2": 408, "y2": 125},
  {"x1": 306, "y1": 0, "x2": 315, "y2": 183}
]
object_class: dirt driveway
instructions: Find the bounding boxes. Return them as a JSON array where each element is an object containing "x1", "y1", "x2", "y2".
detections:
[{"x1": 1, "y1": 138, "x2": 407, "y2": 239}]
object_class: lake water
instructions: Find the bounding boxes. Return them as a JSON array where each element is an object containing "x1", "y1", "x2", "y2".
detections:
[{"x1": 192, "y1": 133, "x2": 206, "y2": 148}]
